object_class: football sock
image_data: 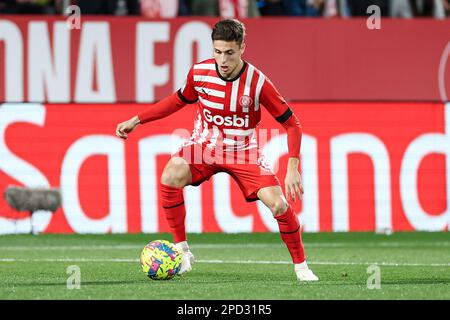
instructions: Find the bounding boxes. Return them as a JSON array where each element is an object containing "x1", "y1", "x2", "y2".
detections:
[
  {"x1": 275, "y1": 205, "x2": 306, "y2": 264},
  {"x1": 160, "y1": 183, "x2": 187, "y2": 243}
]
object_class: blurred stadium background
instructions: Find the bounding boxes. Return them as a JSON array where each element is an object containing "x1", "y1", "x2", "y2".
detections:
[
  {"x1": 1, "y1": 0, "x2": 449, "y2": 235},
  {"x1": 1, "y1": 0, "x2": 450, "y2": 301}
]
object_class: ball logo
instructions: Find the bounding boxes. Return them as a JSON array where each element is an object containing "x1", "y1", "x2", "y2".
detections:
[{"x1": 239, "y1": 95, "x2": 253, "y2": 109}]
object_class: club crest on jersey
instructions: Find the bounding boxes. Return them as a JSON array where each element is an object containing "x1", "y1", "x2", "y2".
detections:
[{"x1": 239, "y1": 95, "x2": 253, "y2": 109}]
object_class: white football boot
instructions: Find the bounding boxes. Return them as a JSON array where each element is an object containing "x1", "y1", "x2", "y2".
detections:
[
  {"x1": 295, "y1": 261, "x2": 319, "y2": 282},
  {"x1": 175, "y1": 241, "x2": 195, "y2": 275}
]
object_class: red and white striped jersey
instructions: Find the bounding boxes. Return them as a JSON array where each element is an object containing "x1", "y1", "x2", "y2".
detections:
[{"x1": 178, "y1": 58, "x2": 292, "y2": 159}]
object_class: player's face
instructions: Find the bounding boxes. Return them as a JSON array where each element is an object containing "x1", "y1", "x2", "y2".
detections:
[{"x1": 213, "y1": 40, "x2": 245, "y2": 79}]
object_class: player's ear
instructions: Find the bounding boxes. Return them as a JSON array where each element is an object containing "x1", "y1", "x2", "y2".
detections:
[{"x1": 240, "y1": 42, "x2": 246, "y2": 54}]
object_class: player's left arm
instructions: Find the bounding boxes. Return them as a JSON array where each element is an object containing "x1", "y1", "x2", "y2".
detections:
[{"x1": 260, "y1": 78, "x2": 303, "y2": 202}]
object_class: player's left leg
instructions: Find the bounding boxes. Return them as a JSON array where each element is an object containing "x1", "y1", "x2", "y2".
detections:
[{"x1": 257, "y1": 186, "x2": 319, "y2": 282}]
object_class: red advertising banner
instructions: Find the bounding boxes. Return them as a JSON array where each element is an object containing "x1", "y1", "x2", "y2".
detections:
[
  {"x1": 0, "y1": 17, "x2": 449, "y2": 103},
  {"x1": 1, "y1": 102, "x2": 448, "y2": 234}
]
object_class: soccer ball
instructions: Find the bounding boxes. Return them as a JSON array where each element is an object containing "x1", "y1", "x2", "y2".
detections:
[{"x1": 140, "y1": 240, "x2": 182, "y2": 280}]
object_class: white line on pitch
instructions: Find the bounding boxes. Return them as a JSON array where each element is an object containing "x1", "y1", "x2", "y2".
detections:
[
  {"x1": 0, "y1": 258, "x2": 448, "y2": 267},
  {"x1": 1, "y1": 241, "x2": 449, "y2": 251}
]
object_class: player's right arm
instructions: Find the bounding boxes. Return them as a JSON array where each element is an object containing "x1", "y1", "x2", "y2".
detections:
[{"x1": 116, "y1": 67, "x2": 198, "y2": 140}]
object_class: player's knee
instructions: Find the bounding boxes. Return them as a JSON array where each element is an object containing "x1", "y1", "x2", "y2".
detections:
[
  {"x1": 160, "y1": 163, "x2": 190, "y2": 188},
  {"x1": 271, "y1": 198, "x2": 289, "y2": 216}
]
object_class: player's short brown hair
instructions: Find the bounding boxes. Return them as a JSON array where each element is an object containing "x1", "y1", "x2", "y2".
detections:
[{"x1": 211, "y1": 19, "x2": 246, "y2": 46}]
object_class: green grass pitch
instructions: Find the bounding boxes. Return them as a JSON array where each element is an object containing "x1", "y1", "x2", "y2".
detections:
[{"x1": 0, "y1": 232, "x2": 449, "y2": 300}]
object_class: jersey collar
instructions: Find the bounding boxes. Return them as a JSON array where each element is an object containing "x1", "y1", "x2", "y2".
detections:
[{"x1": 215, "y1": 60, "x2": 248, "y2": 82}]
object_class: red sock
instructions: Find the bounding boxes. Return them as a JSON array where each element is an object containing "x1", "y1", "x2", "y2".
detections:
[
  {"x1": 160, "y1": 183, "x2": 187, "y2": 243},
  {"x1": 275, "y1": 205, "x2": 306, "y2": 264}
]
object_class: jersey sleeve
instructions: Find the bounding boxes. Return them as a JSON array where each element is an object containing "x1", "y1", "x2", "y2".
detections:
[
  {"x1": 177, "y1": 66, "x2": 198, "y2": 104},
  {"x1": 260, "y1": 77, "x2": 302, "y2": 158},
  {"x1": 137, "y1": 92, "x2": 186, "y2": 124},
  {"x1": 259, "y1": 77, "x2": 293, "y2": 122}
]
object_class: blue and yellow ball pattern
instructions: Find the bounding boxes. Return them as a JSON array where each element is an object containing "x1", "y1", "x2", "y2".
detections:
[{"x1": 140, "y1": 240, "x2": 182, "y2": 280}]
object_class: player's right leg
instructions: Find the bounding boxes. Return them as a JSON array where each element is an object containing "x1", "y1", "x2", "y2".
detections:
[
  {"x1": 160, "y1": 157, "x2": 195, "y2": 275},
  {"x1": 257, "y1": 185, "x2": 319, "y2": 282}
]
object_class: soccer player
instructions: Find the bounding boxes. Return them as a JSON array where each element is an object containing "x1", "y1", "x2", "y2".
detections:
[{"x1": 116, "y1": 19, "x2": 318, "y2": 281}]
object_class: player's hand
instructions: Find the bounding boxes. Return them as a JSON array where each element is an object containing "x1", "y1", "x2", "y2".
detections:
[
  {"x1": 116, "y1": 116, "x2": 141, "y2": 140},
  {"x1": 284, "y1": 158, "x2": 304, "y2": 202}
]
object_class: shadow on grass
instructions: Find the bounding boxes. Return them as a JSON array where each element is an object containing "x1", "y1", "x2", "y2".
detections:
[
  {"x1": 312, "y1": 278, "x2": 450, "y2": 286},
  {"x1": 379, "y1": 278, "x2": 450, "y2": 285},
  {"x1": 1, "y1": 280, "x2": 146, "y2": 287},
  {"x1": 5, "y1": 277, "x2": 448, "y2": 289}
]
